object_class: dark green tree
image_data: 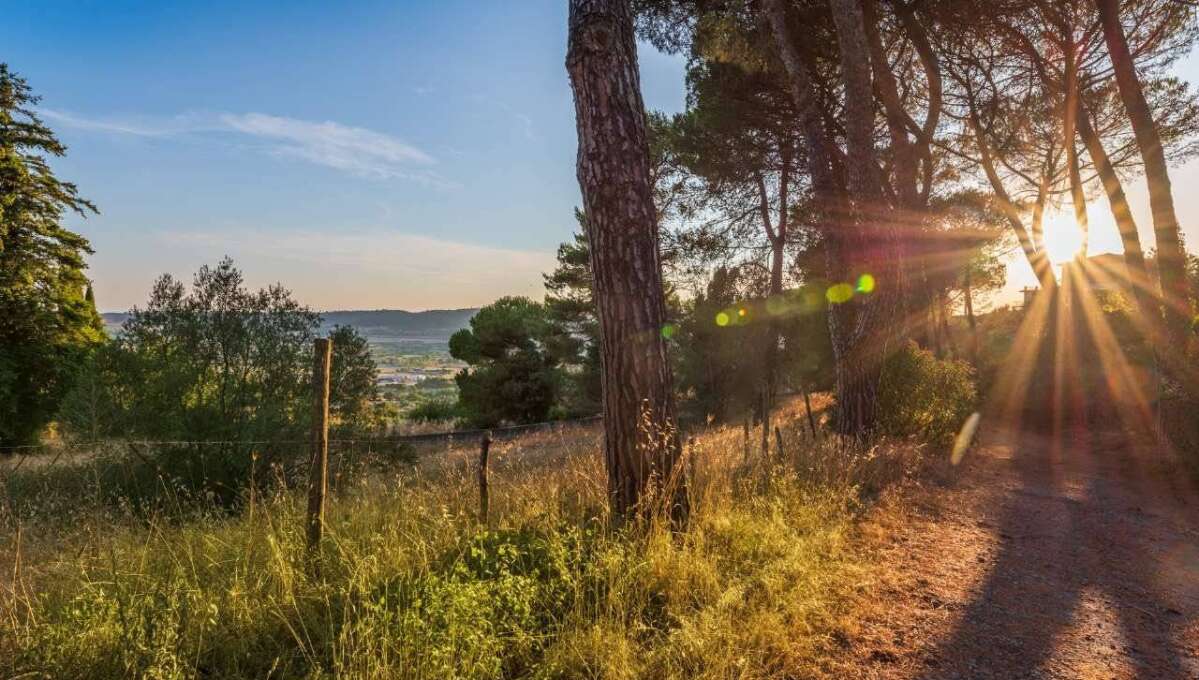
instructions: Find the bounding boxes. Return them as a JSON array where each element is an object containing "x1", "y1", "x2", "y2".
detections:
[
  {"x1": 328, "y1": 324, "x2": 387, "y2": 432},
  {"x1": 543, "y1": 210, "x2": 601, "y2": 415},
  {"x1": 674, "y1": 266, "x2": 761, "y2": 422},
  {"x1": 0, "y1": 64, "x2": 104, "y2": 447},
  {"x1": 449, "y1": 297, "x2": 560, "y2": 427},
  {"x1": 59, "y1": 259, "x2": 384, "y2": 503},
  {"x1": 60, "y1": 260, "x2": 381, "y2": 441}
]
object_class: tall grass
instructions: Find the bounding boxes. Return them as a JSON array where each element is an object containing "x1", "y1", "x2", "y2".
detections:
[{"x1": 0, "y1": 418, "x2": 923, "y2": 679}]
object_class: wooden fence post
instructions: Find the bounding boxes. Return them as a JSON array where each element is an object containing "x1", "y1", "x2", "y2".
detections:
[
  {"x1": 802, "y1": 386, "x2": 818, "y2": 439},
  {"x1": 306, "y1": 338, "x2": 332, "y2": 553},
  {"x1": 774, "y1": 426, "x2": 785, "y2": 460},
  {"x1": 760, "y1": 389, "x2": 770, "y2": 454},
  {"x1": 478, "y1": 432, "x2": 492, "y2": 525}
]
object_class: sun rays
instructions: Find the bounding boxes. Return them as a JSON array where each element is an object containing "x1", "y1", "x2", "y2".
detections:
[{"x1": 989, "y1": 241, "x2": 1164, "y2": 451}]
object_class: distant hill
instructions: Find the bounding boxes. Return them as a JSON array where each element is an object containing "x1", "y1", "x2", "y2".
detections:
[
  {"x1": 101, "y1": 308, "x2": 479, "y2": 342},
  {"x1": 317, "y1": 309, "x2": 478, "y2": 339}
]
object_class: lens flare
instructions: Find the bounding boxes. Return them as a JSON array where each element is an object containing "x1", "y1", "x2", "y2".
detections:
[
  {"x1": 951, "y1": 412, "x2": 981, "y2": 466},
  {"x1": 715, "y1": 312, "x2": 731, "y2": 327},
  {"x1": 826, "y1": 283, "x2": 855, "y2": 304},
  {"x1": 660, "y1": 323, "x2": 677, "y2": 339},
  {"x1": 765, "y1": 294, "x2": 790, "y2": 316},
  {"x1": 856, "y1": 274, "x2": 876, "y2": 293}
]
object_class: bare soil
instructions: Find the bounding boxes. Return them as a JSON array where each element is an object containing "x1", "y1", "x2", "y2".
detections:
[{"x1": 832, "y1": 422, "x2": 1199, "y2": 679}]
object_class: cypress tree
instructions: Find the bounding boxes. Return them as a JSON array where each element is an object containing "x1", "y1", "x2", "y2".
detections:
[{"x1": 0, "y1": 63, "x2": 103, "y2": 447}]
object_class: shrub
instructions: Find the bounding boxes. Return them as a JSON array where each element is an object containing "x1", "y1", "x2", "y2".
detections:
[
  {"x1": 1161, "y1": 388, "x2": 1199, "y2": 478},
  {"x1": 408, "y1": 397, "x2": 462, "y2": 423},
  {"x1": 877, "y1": 341, "x2": 978, "y2": 447},
  {"x1": 54, "y1": 260, "x2": 385, "y2": 508}
]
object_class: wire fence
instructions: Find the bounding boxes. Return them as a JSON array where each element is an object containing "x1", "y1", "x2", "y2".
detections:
[{"x1": 0, "y1": 415, "x2": 605, "y2": 478}]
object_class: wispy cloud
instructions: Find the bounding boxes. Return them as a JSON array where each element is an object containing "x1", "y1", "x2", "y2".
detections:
[
  {"x1": 39, "y1": 108, "x2": 209, "y2": 137},
  {"x1": 41, "y1": 108, "x2": 443, "y2": 184},
  {"x1": 219, "y1": 112, "x2": 435, "y2": 179}
]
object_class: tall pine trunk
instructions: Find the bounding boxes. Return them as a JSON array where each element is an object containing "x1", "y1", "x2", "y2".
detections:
[
  {"x1": 964, "y1": 267, "x2": 979, "y2": 363},
  {"x1": 567, "y1": 0, "x2": 686, "y2": 522},
  {"x1": 1096, "y1": 0, "x2": 1190, "y2": 351},
  {"x1": 1076, "y1": 105, "x2": 1158, "y2": 334},
  {"x1": 827, "y1": 0, "x2": 905, "y2": 436},
  {"x1": 755, "y1": 149, "x2": 791, "y2": 455},
  {"x1": 1061, "y1": 31, "x2": 1090, "y2": 256}
]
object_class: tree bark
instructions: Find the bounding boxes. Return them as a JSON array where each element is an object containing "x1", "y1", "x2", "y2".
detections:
[
  {"x1": 1096, "y1": 0, "x2": 1190, "y2": 349},
  {"x1": 828, "y1": 0, "x2": 906, "y2": 436},
  {"x1": 567, "y1": 0, "x2": 687, "y2": 523},
  {"x1": 969, "y1": 111, "x2": 1058, "y2": 292},
  {"x1": 1061, "y1": 29, "x2": 1091, "y2": 256},
  {"x1": 754, "y1": 143, "x2": 791, "y2": 454},
  {"x1": 1076, "y1": 103, "x2": 1158, "y2": 328},
  {"x1": 964, "y1": 267, "x2": 979, "y2": 363},
  {"x1": 764, "y1": 0, "x2": 894, "y2": 438}
]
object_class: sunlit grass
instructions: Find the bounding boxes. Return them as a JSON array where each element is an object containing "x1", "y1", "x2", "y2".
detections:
[{"x1": 0, "y1": 414, "x2": 921, "y2": 679}]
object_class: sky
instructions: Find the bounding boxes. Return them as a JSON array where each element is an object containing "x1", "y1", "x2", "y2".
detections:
[
  {"x1": 3, "y1": 0, "x2": 686, "y2": 312},
  {"x1": 4, "y1": 1, "x2": 1199, "y2": 313}
]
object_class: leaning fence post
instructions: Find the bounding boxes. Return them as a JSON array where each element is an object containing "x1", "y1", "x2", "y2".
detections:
[
  {"x1": 306, "y1": 337, "x2": 332, "y2": 553},
  {"x1": 478, "y1": 432, "x2": 492, "y2": 525},
  {"x1": 802, "y1": 386, "x2": 818, "y2": 439}
]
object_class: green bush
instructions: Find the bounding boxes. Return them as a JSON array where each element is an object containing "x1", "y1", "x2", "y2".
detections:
[
  {"x1": 1161, "y1": 390, "x2": 1199, "y2": 479},
  {"x1": 877, "y1": 341, "x2": 978, "y2": 447},
  {"x1": 408, "y1": 397, "x2": 462, "y2": 423},
  {"x1": 54, "y1": 260, "x2": 386, "y2": 509}
]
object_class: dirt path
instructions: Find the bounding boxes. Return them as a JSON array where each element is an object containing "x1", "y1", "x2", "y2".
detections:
[{"x1": 832, "y1": 423, "x2": 1199, "y2": 679}]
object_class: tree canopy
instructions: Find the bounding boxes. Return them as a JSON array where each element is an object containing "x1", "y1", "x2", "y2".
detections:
[{"x1": 0, "y1": 64, "x2": 104, "y2": 447}]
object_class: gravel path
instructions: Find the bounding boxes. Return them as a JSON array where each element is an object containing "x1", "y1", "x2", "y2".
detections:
[{"x1": 834, "y1": 423, "x2": 1199, "y2": 679}]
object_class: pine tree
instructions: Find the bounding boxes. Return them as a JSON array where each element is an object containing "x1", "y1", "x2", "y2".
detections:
[
  {"x1": 567, "y1": 0, "x2": 687, "y2": 521},
  {"x1": 543, "y1": 210, "x2": 602, "y2": 415},
  {"x1": 0, "y1": 64, "x2": 103, "y2": 446}
]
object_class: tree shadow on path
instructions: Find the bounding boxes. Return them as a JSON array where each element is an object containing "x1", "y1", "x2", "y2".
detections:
[{"x1": 921, "y1": 420, "x2": 1199, "y2": 678}]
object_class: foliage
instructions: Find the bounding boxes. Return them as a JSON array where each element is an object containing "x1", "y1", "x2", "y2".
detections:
[
  {"x1": 674, "y1": 267, "x2": 833, "y2": 423},
  {"x1": 56, "y1": 260, "x2": 382, "y2": 505},
  {"x1": 449, "y1": 297, "x2": 560, "y2": 427},
  {"x1": 876, "y1": 341, "x2": 978, "y2": 447},
  {"x1": 542, "y1": 212, "x2": 602, "y2": 415},
  {"x1": 61, "y1": 259, "x2": 318, "y2": 442},
  {"x1": 1160, "y1": 388, "x2": 1199, "y2": 479},
  {"x1": 926, "y1": 191, "x2": 1010, "y2": 303},
  {"x1": 327, "y1": 324, "x2": 390, "y2": 433},
  {"x1": 407, "y1": 396, "x2": 462, "y2": 423},
  {"x1": 674, "y1": 266, "x2": 763, "y2": 421},
  {"x1": 0, "y1": 64, "x2": 104, "y2": 446}
]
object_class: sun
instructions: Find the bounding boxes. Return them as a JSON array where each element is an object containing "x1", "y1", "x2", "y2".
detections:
[{"x1": 1044, "y1": 210, "x2": 1085, "y2": 264}]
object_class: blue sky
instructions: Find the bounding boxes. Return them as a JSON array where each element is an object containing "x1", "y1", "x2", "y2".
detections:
[
  {"x1": 7, "y1": 1, "x2": 1199, "y2": 311},
  {"x1": 5, "y1": 0, "x2": 686, "y2": 311}
]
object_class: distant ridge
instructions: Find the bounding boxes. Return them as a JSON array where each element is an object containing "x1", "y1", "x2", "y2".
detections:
[
  {"x1": 316, "y1": 308, "x2": 478, "y2": 338},
  {"x1": 101, "y1": 308, "x2": 479, "y2": 340}
]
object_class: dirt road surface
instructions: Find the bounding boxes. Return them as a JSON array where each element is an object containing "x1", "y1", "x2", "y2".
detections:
[{"x1": 833, "y1": 423, "x2": 1199, "y2": 679}]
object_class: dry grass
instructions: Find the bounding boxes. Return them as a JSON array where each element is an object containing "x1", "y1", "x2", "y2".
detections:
[{"x1": 0, "y1": 403, "x2": 927, "y2": 679}]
